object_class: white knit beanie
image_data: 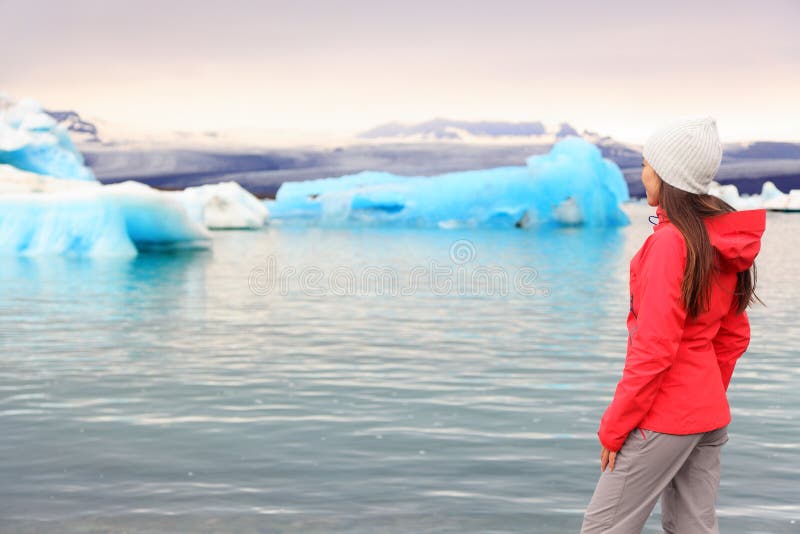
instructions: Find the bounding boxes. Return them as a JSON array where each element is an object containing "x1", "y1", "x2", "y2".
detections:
[{"x1": 642, "y1": 116, "x2": 723, "y2": 195}]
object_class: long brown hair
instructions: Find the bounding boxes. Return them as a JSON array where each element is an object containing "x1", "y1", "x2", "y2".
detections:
[{"x1": 659, "y1": 181, "x2": 764, "y2": 320}]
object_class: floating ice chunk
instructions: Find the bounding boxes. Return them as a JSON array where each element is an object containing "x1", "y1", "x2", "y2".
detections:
[
  {"x1": 789, "y1": 190, "x2": 800, "y2": 210},
  {"x1": 0, "y1": 190, "x2": 137, "y2": 257},
  {"x1": 0, "y1": 166, "x2": 211, "y2": 257},
  {"x1": 175, "y1": 181, "x2": 269, "y2": 229},
  {"x1": 708, "y1": 181, "x2": 744, "y2": 208},
  {"x1": 0, "y1": 94, "x2": 96, "y2": 181},
  {"x1": 102, "y1": 181, "x2": 212, "y2": 248},
  {"x1": 707, "y1": 180, "x2": 791, "y2": 210},
  {"x1": 762, "y1": 186, "x2": 800, "y2": 211},
  {"x1": 760, "y1": 181, "x2": 785, "y2": 203},
  {"x1": 706, "y1": 179, "x2": 800, "y2": 211},
  {"x1": 266, "y1": 137, "x2": 630, "y2": 228}
]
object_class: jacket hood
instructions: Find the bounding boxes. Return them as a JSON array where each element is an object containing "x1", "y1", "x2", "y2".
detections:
[{"x1": 654, "y1": 204, "x2": 766, "y2": 272}]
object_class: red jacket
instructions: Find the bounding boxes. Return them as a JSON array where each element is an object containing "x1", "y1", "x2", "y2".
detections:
[{"x1": 598, "y1": 204, "x2": 767, "y2": 452}]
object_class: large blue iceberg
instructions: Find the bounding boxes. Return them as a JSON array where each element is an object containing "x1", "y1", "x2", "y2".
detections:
[{"x1": 266, "y1": 137, "x2": 630, "y2": 228}]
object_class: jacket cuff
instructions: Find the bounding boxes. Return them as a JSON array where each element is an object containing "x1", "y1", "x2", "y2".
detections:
[{"x1": 597, "y1": 430, "x2": 622, "y2": 452}]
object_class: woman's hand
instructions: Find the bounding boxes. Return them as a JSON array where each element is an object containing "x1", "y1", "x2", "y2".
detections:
[{"x1": 600, "y1": 446, "x2": 617, "y2": 472}]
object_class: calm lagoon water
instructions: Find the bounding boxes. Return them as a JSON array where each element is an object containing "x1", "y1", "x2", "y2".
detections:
[{"x1": 1, "y1": 202, "x2": 798, "y2": 533}]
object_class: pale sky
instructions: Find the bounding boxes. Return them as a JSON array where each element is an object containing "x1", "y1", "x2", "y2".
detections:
[{"x1": 1, "y1": 0, "x2": 798, "y2": 143}]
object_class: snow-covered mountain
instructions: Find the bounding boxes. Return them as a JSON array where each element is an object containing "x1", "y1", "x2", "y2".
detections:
[
  {"x1": 359, "y1": 118, "x2": 549, "y2": 140},
  {"x1": 358, "y1": 118, "x2": 588, "y2": 144}
]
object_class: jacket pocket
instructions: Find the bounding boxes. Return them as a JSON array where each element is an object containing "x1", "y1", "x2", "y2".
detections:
[{"x1": 633, "y1": 427, "x2": 652, "y2": 447}]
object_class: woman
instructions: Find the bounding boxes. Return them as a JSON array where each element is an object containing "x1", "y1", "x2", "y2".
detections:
[{"x1": 580, "y1": 117, "x2": 767, "y2": 534}]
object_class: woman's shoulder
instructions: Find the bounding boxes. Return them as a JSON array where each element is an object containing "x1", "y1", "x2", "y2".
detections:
[
  {"x1": 650, "y1": 223, "x2": 685, "y2": 247},
  {"x1": 636, "y1": 224, "x2": 687, "y2": 266}
]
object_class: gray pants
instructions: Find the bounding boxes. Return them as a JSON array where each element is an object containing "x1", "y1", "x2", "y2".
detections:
[{"x1": 581, "y1": 425, "x2": 729, "y2": 534}]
